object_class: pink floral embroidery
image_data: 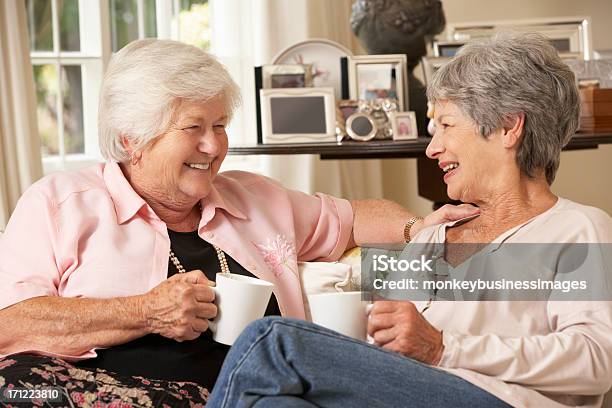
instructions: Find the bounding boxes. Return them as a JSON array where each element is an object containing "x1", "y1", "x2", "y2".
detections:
[{"x1": 256, "y1": 235, "x2": 297, "y2": 276}]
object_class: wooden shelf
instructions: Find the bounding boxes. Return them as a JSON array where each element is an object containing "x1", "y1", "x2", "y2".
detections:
[{"x1": 228, "y1": 133, "x2": 612, "y2": 160}]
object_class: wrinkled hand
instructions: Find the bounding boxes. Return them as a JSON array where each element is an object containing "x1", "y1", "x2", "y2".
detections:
[
  {"x1": 411, "y1": 204, "x2": 479, "y2": 237},
  {"x1": 368, "y1": 301, "x2": 443, "y2": 365},
  {"x1": 142, "y1": 270, "x2": 217, "y2": 342}
]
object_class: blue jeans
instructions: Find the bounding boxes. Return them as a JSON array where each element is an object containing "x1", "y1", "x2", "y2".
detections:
[{"x1": 208, "y1": 317, "x2": 512, "y2": 408}]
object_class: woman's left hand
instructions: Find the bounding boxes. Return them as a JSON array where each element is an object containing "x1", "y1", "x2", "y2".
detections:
[
  {"x1": 412, "y1": 203, "x2": 479, "y2": 237},
  {"x1": 367, "y1": 301, "x2": 444, "y2": 365}
]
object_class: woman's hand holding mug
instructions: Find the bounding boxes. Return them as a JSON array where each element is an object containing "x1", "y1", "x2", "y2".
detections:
[{"x1": 141, "y1": 270, "x2": 217, "y2": 342}]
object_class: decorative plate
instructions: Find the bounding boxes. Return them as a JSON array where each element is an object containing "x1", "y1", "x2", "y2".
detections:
[{"x1": 272, "y1": 38, "x2": 353, "y2": 99}]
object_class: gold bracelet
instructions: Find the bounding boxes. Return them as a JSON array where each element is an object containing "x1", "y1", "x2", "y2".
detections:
[{"x1": 404, "y1": 216, "x2": 424, "y2": 243}]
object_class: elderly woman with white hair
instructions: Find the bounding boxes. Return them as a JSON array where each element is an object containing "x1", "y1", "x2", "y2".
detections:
[
  {"x1": 207, "y1": 33, "x2": 612, "y2": 408},
  {"x1": 0, "y1": 39, "x2": 475, "y2": 405}
]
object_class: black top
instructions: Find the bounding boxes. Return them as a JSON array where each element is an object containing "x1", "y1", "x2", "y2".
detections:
[{"x1": 75, "y1": 229, "x2": 280, "y2": 390}]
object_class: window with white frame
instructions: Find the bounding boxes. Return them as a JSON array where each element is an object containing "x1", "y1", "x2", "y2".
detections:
[
  {"x1": 26, "y1": 0, "x2": 241, "y2": 174},
  {"x1": 108, "y1": 0, "x2": 211, "y2": 52},
  {"x1": 27, "y1": 0, "x2": 106, "y2": 173}
]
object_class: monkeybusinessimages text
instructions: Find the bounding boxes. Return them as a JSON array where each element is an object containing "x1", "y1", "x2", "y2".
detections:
[{"x1": 371, "y1": 254, "x2": 587, "y2": 294}]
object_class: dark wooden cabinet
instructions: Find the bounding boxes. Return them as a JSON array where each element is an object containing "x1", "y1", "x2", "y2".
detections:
[{"x1": 228, "y1": 133, "x2": 612, "y2": 203}]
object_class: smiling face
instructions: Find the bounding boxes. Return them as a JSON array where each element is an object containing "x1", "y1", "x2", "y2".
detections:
[
  {"x1": 128, "y1": 97, "x2": 229, "y2": 208},
  {"x1": 425, "y1": 101, "x2": 511, "y2": 203}
]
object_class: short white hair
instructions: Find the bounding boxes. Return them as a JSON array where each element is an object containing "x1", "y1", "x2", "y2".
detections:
[{"x1": 98, "y1": 39, "x2": 241, "y2": 162}]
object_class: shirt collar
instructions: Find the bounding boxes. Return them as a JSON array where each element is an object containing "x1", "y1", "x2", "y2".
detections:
[
  {"x1": 103, "y1": 162, "x2": 247, "y2": 225},
  {"x1": 103, "y1": 162, "x2": 148, "y2": 224},
  {"x1": 199, "y1": 183, "x2": 248, "y2": 226}
]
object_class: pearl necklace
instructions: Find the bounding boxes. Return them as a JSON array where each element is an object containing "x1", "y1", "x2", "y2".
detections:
[
  {"x1": 169, "y1": 244, "x2": 230, "y2": 275},
  {"x1": 167, "y1": 202, "x2": 230, "y2": 275}
]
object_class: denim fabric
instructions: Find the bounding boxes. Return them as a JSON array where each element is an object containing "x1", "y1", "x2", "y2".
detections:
[{"x1": 208, "y1": 317, "x2": 512, "y2": 408}]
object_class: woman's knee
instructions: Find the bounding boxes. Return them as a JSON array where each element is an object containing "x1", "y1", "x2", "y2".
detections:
[
  {"x1": 249, "y1": 315, "x2": 285, "y2": 330},
  {"x1": 236, "y1": 316, "x2": 285, "y2": 344},
  {"x1": 236, "y1": 317, "x2": 316, "y2": 349},
  {"x1": 243, "y1": 316, "x2": 314, "y2": 335}
]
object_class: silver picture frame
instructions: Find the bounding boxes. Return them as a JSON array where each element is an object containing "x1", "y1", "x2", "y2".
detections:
[
  {"x1": 346, "y1": 112, "x2": 377, "y2": 141},
  {"x1": 348, "y1": 54, "x2": 408, "y2": 111}
]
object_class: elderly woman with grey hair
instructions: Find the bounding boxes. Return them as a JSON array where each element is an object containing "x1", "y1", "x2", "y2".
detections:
[
  {"x1": 0, "y1": 39, "x2": 475, "y2": 406},
  {"x1": 207, "y1": 33, "x2": 612, "y2": 408}
]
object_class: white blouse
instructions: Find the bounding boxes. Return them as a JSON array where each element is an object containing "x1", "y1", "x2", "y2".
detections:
[{"x1": 411, "y1": 198, "x2": 612, "y2": 408}]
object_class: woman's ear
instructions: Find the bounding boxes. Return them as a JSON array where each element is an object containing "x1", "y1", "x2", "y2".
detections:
[
  {"x1": 120, "y1": 135, "x2": 132, "y2": 153},
  {"x1": 501, "y1": 113, "x2": 525, "y2": 149},
  {"x1": 121, "y1": 135, "x2": 142, "y2": 165}
]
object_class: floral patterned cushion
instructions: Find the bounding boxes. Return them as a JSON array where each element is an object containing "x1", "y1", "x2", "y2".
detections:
[{"x1": 0, "y1": 354, "x2": 208, "y2": 407}]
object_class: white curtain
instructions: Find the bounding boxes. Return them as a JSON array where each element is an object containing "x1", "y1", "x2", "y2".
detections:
[{"x1": 0, "y1": 0, "x2": 43, "y2": 229}]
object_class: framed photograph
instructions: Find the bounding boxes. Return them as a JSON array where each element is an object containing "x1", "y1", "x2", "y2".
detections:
[
  {"x1": 346, "y1": 112, "x2": 377, "y2": 141},
  {"x1": 260, "y1": 87, "x2": 337, "y2": 144},
  {"x1": 421, "y1": 56, "x2": 451, "y2": 85},
  {"x1": 348, "y1": 54, "x2": 408, "y2": 111},
  {"x1": 262, "y1": 64, "x2": 313, "y2": 89},
  {"x1": 391, "y1": 111, "x2": 418, "y2": 140}
]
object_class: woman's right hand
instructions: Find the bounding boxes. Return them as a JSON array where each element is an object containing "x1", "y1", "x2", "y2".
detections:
[{"x1": 141, "y1": 270, "x2": 217, "y2": 342}]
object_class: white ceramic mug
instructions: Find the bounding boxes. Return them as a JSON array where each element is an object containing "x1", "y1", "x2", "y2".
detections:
[
  {"x1": 307, "y1": 291, "x2": 368, "y2": 340},
  {"x1": 208, "y1": 273, "x2": 274, "y2": 345}
]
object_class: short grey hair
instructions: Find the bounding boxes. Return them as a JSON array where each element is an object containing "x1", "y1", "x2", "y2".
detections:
[
  {"x1": 98, "y1": 39, "x2": 241, "y2": 162},
  {"x1": 427, "y1": 32, "x2": 580, "y2": 184}
]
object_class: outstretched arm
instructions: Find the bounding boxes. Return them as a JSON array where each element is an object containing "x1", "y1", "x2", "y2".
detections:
[{"x1": 347, "y1": 201, "x2": 479, "y2": 248}]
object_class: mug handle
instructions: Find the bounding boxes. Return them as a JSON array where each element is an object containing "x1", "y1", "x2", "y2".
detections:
[{"x1": 207, "y1": 286, "x2": 220, "y2": 333}]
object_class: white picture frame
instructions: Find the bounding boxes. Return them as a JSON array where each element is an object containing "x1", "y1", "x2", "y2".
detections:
[
  {"x1": 391, "y1": 111, "x2": 418, "y2": 140},
  {"x1": 348, "y1": 54, "x2": 408, "y2": 111},
  {"x1": 448, "y1": 17, "x2": 592, "y2": 60},
  {"x1": 260, "y1": 87, "x2": 337, "y2": 144}
]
